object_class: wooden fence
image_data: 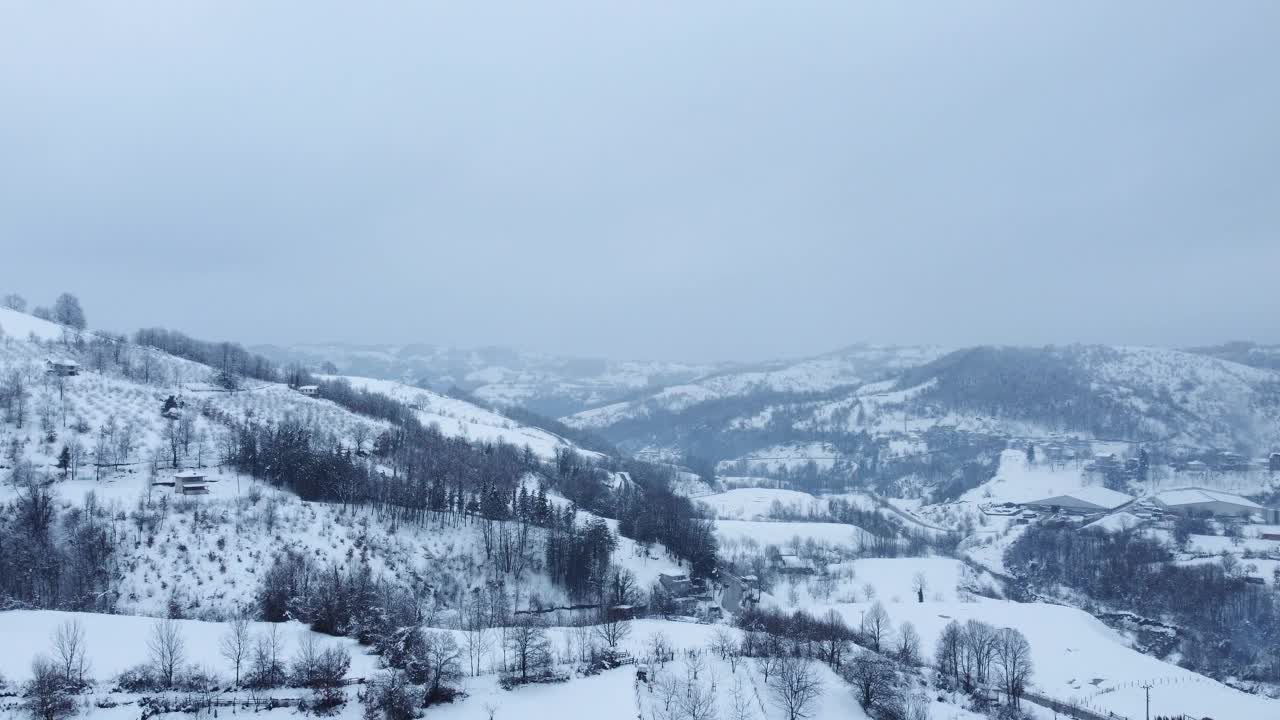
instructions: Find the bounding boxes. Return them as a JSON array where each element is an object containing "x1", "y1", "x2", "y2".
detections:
[{"x1": 1023, "y1": 689, "x2": 1130, "y2": 720}]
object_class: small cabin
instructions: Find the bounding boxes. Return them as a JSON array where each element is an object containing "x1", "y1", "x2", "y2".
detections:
[
  {"x1": 46, "y1": 358, "x2": 80, "y2": 376},
  {"x1": 297, "y1": 385, "x2": 319, "y2": 397},
  {"x1": 173, "y1": 470, "x2": 210, "y2": 495}
]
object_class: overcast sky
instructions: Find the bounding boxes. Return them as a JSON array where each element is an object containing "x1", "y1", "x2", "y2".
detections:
[{"x1": 2, "y1": 2, "x2": 1278, "y2": 361}]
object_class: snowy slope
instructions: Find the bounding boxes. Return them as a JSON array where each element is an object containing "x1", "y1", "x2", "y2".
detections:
[
  {"x1": 0, "y1": 305, "x2": 70, "y2": 342},
  {"x1": 255, "y1": 341, "x2": 722, "y2": 416},
  {"x1": 0, "y1": 609, "x2": 380, "y2": 682},
  {"x1": 564, "y1": 345, "x2": 945, "y2": 431},
  {"x1": 323, "y1": 374, "x2": 598, "y2": 460},
  {"x1": 960, "y1": 449, "x2": 1108, "y2": 505}
]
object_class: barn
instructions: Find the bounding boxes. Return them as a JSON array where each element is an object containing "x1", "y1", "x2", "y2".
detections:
[
  {"x1": 1152, "y1": 488, "x2": 1265, "y2": 520},
  {"x1": 1022, "y1": 487, "x2": 1133, "y2": 513}
]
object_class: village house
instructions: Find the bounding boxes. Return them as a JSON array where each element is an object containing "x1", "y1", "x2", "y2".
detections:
[
  {"x1": 45, "y1": 358, "x2": 80, "y2": 376},
  {"x1": 657, "y1": 572, "x2": 692, "y2": 597},
  {"x1": 297, "y1": 385, "x2": 319, "y2": 397},
  {"x1": 774, "y1": 553, "x2": 815, "y2": 575},
  {"x1": 151, "y1": 470, "x2": 213, "y2": 495}
]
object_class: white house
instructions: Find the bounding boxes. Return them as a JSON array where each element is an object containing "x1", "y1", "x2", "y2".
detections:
[
  {"x1": 173, "y1": 470, "x2": 211, "y2": 495},
  {"x1": 1152, "y1": 488, "x2": 1265, "y2": 520},
  {"x1": 1022, "y1": 487, "x2": 1133, "y2": 513},
  {"x1": 297, "y1": 385, "x2": 319, "y2": 397}
]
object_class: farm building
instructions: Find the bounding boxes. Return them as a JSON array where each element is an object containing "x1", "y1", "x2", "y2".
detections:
[
  {"x1": 1152, "y1": 488, "x2": 1267, "y2": 520},
  {"x1": 1022, "y1": 487, "x2": 1133, "y2": 513},
  {"x1": 296, "y1": 385, "x2": 319, "y2": 397}
]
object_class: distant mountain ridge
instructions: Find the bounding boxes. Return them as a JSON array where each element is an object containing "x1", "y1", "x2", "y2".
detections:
[
  {"x1": 253, "y1": 341, "x2": 726, "y2": 417},
  {"x1": 258, "y1": 338, "x2": 1280, "y2": 499}
]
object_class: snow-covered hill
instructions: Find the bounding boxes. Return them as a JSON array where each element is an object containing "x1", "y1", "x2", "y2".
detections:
[
  {"x1": 564, "y1": 344, "x2": 945, "y2": 431},
  {"x1": 559, "y1": 342, "x2": 1280, "y2": 500},
  {"x1": 255, "y1": 341, "x2": 723, "y2": 417},
  {"x1": 322, "y1": 375, "x2": 599, "y2": 460}
]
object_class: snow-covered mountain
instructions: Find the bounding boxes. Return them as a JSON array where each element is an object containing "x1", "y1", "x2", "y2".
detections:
[
  {"x1": 558, "y1": 343, "x2": 1280, "y2": 499},
  {"x1": 254, "y1": 341, "x2": 724, "y2": 417},
  {"x1": 565, "y1": 344, "x2": 946, "y2": 431},
  {"x1": 322, "y1": 374, "x2": 600, "y2": 460}
]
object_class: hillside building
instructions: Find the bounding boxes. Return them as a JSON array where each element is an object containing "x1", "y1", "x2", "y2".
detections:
[
  {"x1": 774, "y1": 553, "x2": 816, "y2": 575},
  {"x1": 1022, "y1": 487, "x2": 1133, "y2": 514},
  {"x1": 657, "y1": 572, "x2": 692, "y2": 597},
  {"x1": 173, "y1": 470, "x2": 210, "y2": 495},
  {"x1": 1152, "y1": 488, "x2": 1265, "y2": 520},
  {"x1": 297, "y1": 385, "x2": 319, "y2": 397},
  {"x1": 45, "y1": 358, "x2": 80, "y2": 376}
]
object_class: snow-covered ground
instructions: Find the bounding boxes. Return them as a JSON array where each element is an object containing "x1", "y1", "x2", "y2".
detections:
[
  {"x1": 324, "y1": 374, "x2": 597, "y2": 460},
  {"x1": 697, "y1": 488, "x2": 829, "y2": 520},
  {"x1": 0, "y1": 610, "x2": 380, "y2": 683},
  {"x1": 960, "y1": 450, "x2": 1109, "y2": 506},
  {"x1": 714, "y1": 519, "x2": 875, "y2": 552},
  {"x1": 780, "y1": 557, "x2": 1280, "y2": 719}
]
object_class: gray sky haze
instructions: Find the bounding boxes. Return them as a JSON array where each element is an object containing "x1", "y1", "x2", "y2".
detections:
[{"x1": 2, "y1": 1, "x2": 1278, "y2": 361}]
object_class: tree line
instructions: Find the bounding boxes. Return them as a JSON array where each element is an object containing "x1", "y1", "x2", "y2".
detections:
[{"x1": 1008, "y1": 525, "x2": 1280, "y2": 682}]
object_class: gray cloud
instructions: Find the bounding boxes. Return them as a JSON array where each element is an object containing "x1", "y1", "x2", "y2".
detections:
[{"x1": 2, "y1": 1, "x2": 1278, "y2": 361}]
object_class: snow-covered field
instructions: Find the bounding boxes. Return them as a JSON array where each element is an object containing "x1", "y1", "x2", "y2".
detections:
[
  {"x1": 0, "y1": 610, "x2": 379, "y2": 683},
  {"x1": 960, "y1": 450, "x2": 1108, "y2": 506},
  {"x1": 697, "y1": 488, "x2": 829, "y2": 520},
  {"x1": 786, "y1": 558, "x2": 1280, "y2": 719},
  {"x1": 714, "y1": 519, "x2": 874, "y2": 551}
]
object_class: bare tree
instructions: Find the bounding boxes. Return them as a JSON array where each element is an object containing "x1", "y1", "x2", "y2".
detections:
[
  {"x1": 993, "y1": 627, "x2": 1033, "y2": 708},
  {"x1": 933, "y1": 620, "x2": 963, "y2": 685},
  {"x1": 768, "y1": 655, "x2": 822, "y2": 720},
  {"x1": 709, "y1": 627, "x2": 739, "y2": 672},
  {"x1": 505, "y1": 615, "x2": 552, "y2": 683},
  {"x1": 2, "y1": 293, "x2": 26, "y2": 312},
  {"x1": 148, "y1": 619, "x2": 186, "y2": 688},
  {"x1": 653, "y1": 670, "x2": 682, "y2": 720},
  {"x1": 679, "y1": 675, "x2": 719, "y2": 720},
  {"x1": 754, "y1": 653, "x2": 781, "y2": 684},
  {"x1": 53, "y1": 293, "x2": 86, "y2": 330},
  {"x1": 51, "y1": 620, "x2": 89, "y2": 687},
  {"x1": 683, "y1": 650, "x2": 706, "y2": 682},
  {"x1": 959, "y1": 620, "x2": 997, "y2": 692},
  {"x1": 895, "y1": 621, "x2": 920, "y2": 666},
  {"x1": 252, "y1": 624, "x2": 286, "y2": 687},
  {"x1": 594, "y1": 610, "x2": 632, "y2": 651},
  {"x1": 728, "y1": 673, "x2": 755, "y2": 720},
  {"x1": 911, "y1": 572, "x2": 928, "y2": 603},
  {"x1": 861, "y1": 601, "x2": 892, "y2": 653},
  {"x1": 424, "y1": 630, "x2": 462, "y2": 695},
  {"x1": 843, "y1": 651, "x2": 896, "y2": 711},
  {"x1": 219, "y1": 613, "x2": 251, "y2": 686},
  {"x1": 23, "y1": 656, "x2": 75, "y2": 720},
  {"x1": 647, "y1": 631, "x2": 673, "y2": 666}
]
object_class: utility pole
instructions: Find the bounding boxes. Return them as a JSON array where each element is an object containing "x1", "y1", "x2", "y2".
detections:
[{"x1": 1141, "y1": 681, "x2": 1153, "y2": 720}]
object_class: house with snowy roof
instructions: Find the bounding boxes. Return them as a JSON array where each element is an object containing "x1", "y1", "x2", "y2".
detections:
[
  {"x1": 46, "y1": 357, "x2": 80, "y2": 376},
  {"x1": 1152, "y1": 488, "x2": 1268, "y2": 521},
  {"x1": 1021, "y1": 486, "x2": 1133, "y2": 514}
]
